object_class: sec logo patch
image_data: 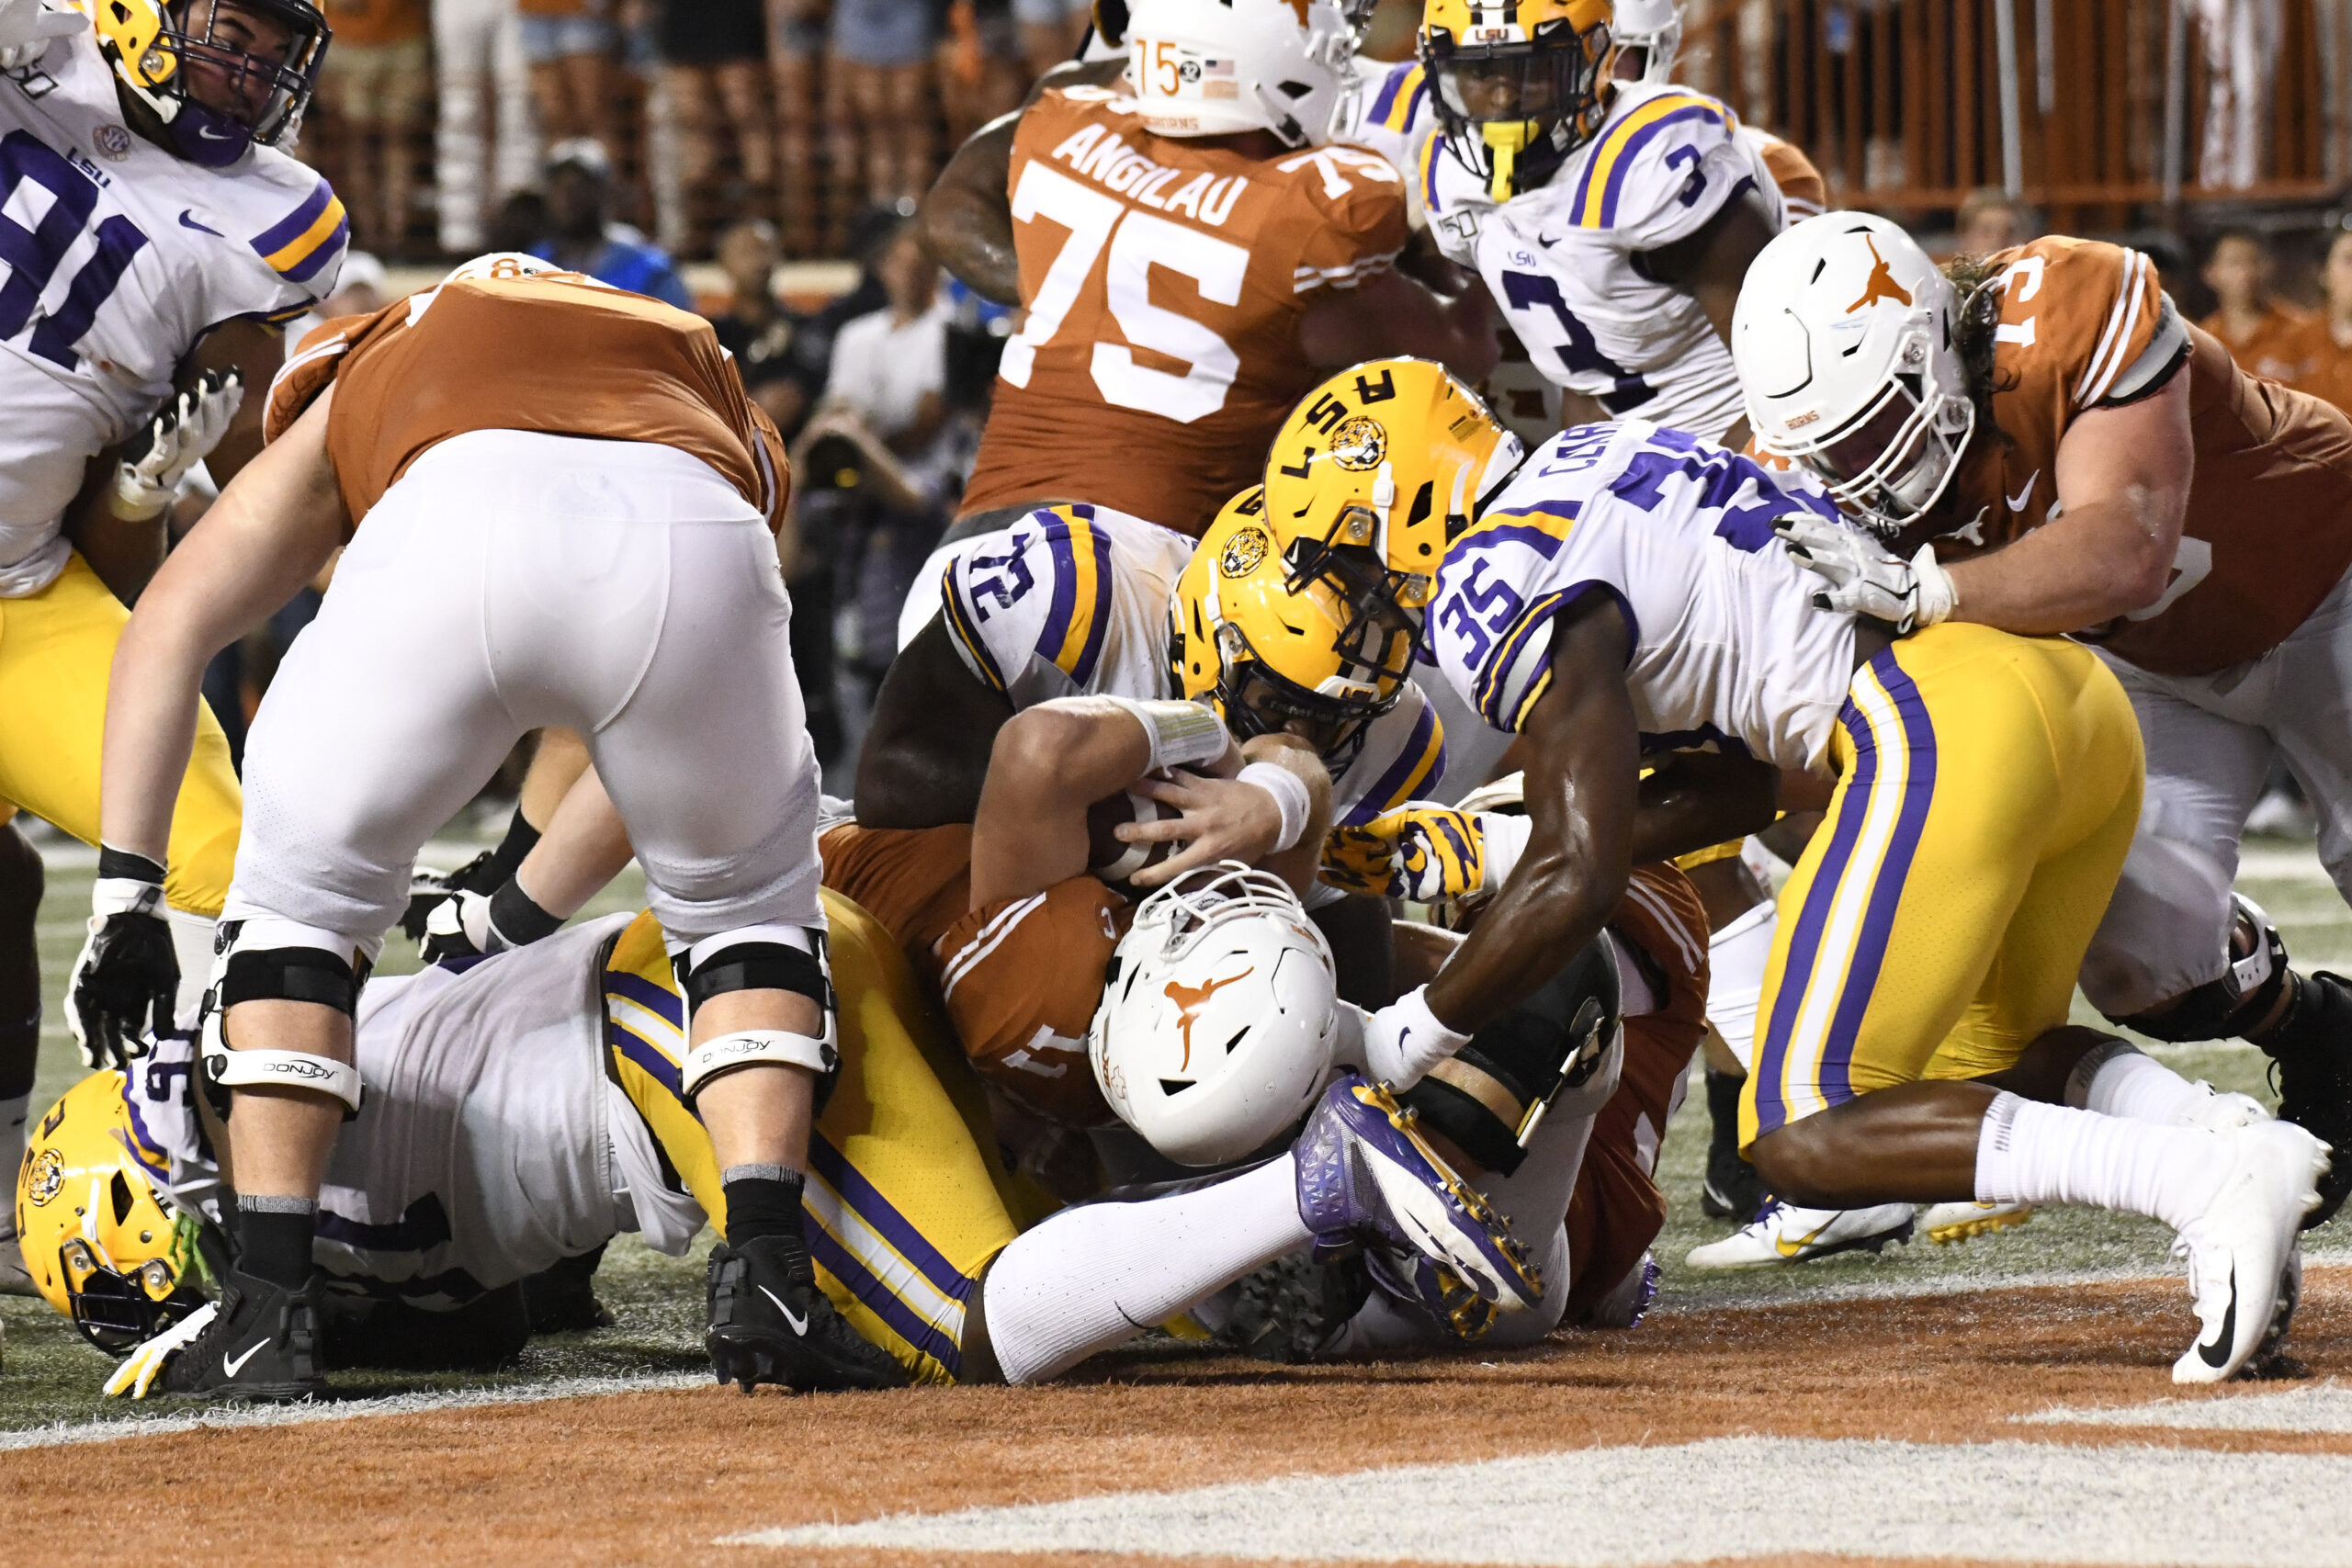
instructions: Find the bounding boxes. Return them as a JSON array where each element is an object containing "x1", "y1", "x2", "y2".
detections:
[
  {"x1": 1331, "y1": 415, "x2": 1386, "y2": 471},
  {"x1": 27, "y1": 1147, "x2": 62, "y2": 1206},
  {"x1": 93, "y1": 124, "x2": 132, "y2": 160},
  {"x1": 1220, "y1": 525, "x2": 1269, "y2": 579}
]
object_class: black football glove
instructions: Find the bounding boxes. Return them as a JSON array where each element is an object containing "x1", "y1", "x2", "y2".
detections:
[{"x1": 69, "y1": 847, "x2": 179, "y2": 1070}]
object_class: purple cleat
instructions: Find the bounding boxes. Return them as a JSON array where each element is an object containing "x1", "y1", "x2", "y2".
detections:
[{"x1": 1293, "y1": 1075, "x2": 1544, "y2": 1314}]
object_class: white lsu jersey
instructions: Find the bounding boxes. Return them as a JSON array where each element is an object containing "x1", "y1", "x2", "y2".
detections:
[
  {"x1": 0, "y1": 32, "x2": 346, "y2": 594},
  {"x1": 1419, "y1": 80, "x2": 1786, "y2": 442},
  {"x1": 1429, "y1": 420, "x2": 1855, "y2": 775},
  {"x1": 129, "y1": 917, "x2": 700, "y2": 1312},
  {"x1": 938, "y1": 499, "x2": 1449, "y2": 888}
]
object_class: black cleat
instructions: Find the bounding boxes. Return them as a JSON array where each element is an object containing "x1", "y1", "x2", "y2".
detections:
[
  {"x1": 523, "y1": 1243, "x2": 614, "y2": 1334},
  {"x1": 1219, "y1": 1252, "x2": 1370, "y2": 1363},
  {"x1": 1701, "y1": 1144, "x2": 1768, "y2": 1224},
  {"x1": 158, "y1": 1267, "x2": 327, "y2": 1402},
  {"x1": 2260, "y1": 971, "x2": 2352, "y2": 1229},
  {"x1": 706, "y1": 1235, "x2": 906, "y2": 1393}
]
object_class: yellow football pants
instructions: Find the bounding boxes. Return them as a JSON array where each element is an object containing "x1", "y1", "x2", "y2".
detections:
[
  {"x1": 1742, "y1": 624, "x2": 2143, "y2": 1149},
  {"x1": 0, "y1": 552, "x2": 242, "y2": 916},
  {"x1": 600, "y1": 892, "x2": 1024, "y2": 1385}
]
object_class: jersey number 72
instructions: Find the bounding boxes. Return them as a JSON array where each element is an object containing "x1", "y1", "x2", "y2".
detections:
[{"x1": 998, "y1": 161, "x2": 1248, "y2": 424}]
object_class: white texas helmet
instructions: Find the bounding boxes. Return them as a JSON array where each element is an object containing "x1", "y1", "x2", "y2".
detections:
[
  {"x1": 1088, "y1": 862, "x2": 1339, "y2": 1166},
  {"x1": 441, "y1": 251, "x2": 569, "y2": 286},
  {"x1": 1611, "y1": 0, "x2": 1684, "y2": 82},
  {"x1": 1732, "y1": 211, "x2": 1975, "y2": 539},
  {"x1": 1125, "y1": 0, "x2": 1354, "y2": 148}
]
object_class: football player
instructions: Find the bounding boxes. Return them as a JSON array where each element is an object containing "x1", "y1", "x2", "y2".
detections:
[
  {"x1": 1268, "y1": 357, "x2": 2327, "y2": 1384},
  {"x1": 0, "y1": 0, "x2": 347, "y2": 1287},
  {"x1": 1736, "y1": 213, "x2": 2352, "y2": 1229},
  {"x1": 80, "y1": 256, "x2": 875, "y2": 1401},
  {"x1": 42, "y1": 884, "x2": 1544, "y2": 1394},
  {"x1": 895, "y1": 0, "x2": 1498, "y2": 650}
]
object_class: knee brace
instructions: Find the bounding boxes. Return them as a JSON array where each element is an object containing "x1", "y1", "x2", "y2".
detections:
[
  {"x1": 670, "y1": 925, "x2": 839, "y2": 1109},
  {"x1": 1402, "y1": 935, "x2": 1622, "y2": 1177},
  {"x1": 2109, "y1": 893, "x2": 2290, "y2": 1043},
  {"x1": 198, "y1": 919, "x2": 370, "y2": 1122}
]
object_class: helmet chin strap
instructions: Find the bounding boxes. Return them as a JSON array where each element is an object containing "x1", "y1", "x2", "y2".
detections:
[{"x1": 1480, "y1": 119, "x2": 1532, "y2": 200}]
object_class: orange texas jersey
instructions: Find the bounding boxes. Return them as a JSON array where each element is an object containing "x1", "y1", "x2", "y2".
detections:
[
  {"x1": 1747, "y1": 129, "x2": 1824, "y2": 219},
  {"x1": 958, "y1": 85, "x2": 1411, "y2": 538},
  {"x1": 1897, "y1": 236, "x2": 2352, "y2": 676}
]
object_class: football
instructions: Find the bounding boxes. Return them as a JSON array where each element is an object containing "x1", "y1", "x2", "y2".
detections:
[{"x1": 1087, "y1": 784, "x2": 1183, "y2": 891}]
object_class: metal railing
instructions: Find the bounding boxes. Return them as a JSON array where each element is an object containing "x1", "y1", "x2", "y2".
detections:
[{"x1": 1669, "y1": 0, "x2": 2352, "y2": 228}]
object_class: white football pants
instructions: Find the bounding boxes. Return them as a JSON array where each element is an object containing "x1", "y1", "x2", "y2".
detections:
[
  {"x1": 227, "y1": 431, "x2": 824, "y2": 952},
  {"x1": 432, "y1": 0, "x2": 536, "y2": 254},
  {"x1": 2080, "y1": 564, "x2": 2352, "y2": 1017}
]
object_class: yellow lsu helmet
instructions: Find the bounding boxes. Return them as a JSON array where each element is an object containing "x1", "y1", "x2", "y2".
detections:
[
  {"x1": 1419, "y1": 0, "x2": 1616, "y2": 201},
  {"x1": 1171, "y1": 488, "x2": 1415, "y2": 773},
  {"x1": 1261, "y1": 357, "x2": 1522, "y2": 634},
  {"x1": 79, "y1": 0, "x2": 333, "y2": 166},
  {"x1": 17, "y1": 1070, "x2": 212, "y2": 1351}
]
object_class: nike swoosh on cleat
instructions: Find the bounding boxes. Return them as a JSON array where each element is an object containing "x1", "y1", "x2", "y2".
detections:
[
  {"x1": 2198, "y1": 1266, "x2": 2238, "y2": 1370},
  {"x1": 1774, "y1": 1223, "x2": 1830, "y2": 1258},
  {"x1": 178, "y1": 209, "x2": 222, "y2": 235},
  {"x1": 758, "y1": 1283, "x2": 808, "y2": 1336},
  {"x1": 223, "y1": 1339, "x2": 268, "y2": 1377}
]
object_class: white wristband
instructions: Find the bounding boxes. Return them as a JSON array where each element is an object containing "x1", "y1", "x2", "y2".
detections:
[
  {"x1": 1237, "y1": 761, "x2": 1311, "y2": 853},
  {"x1": 1106, "y1": 696, "x2": 1228, "y2": 774},
  {"x1": 1474, "y1": 811, "x2": 1535, "y2": 891}
]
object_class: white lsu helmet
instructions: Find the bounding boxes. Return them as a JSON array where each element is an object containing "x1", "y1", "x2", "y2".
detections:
[
  {"x1": 1733, "y1": 211, "x2": 1975, "y2": 539},
  {"x1": 1089, "y1": 863, "x2": 1339, "y2": 1166},
  {"x1": 1125, "y1": 0, "x2": 1354, "y2": 148},
  {"x1": 1611, "y1": 0, "x2": 1683, "y2": 82}
]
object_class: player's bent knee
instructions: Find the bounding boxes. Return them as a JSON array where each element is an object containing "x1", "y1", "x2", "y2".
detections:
[
  {"x1": 1402, "y1": 935, "x2": 1621, "y2": 1176},
  {"x1": 2102, "y1": 893, "x2": 2288, "y2": 1043},
  {"x1": 201, "y1": 918, "x2": 373, "y2": 1122},
  {"x1": 673, "y1": 925, "x2": 840, "y2": 1107}
]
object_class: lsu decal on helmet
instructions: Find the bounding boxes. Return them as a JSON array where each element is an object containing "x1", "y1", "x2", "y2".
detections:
[
  {"x1": 1089, "y1": 863, "x2": 1338, "y2": 1166},
  {"x1": 81, "y1": 0, "x2": 332, "y2": 167},
  {"x1": 1261, "y1": 358, "x2": 1521, "y2": 636},
  {"x1": 1733, "y1": 211, "x2": 1974, "y2": 539},
  {"x1": 1125, "y1": 0, "x2": 1354, "y2": 148},
  {"x1": 1419, "y1": 0, "x2": 1616, "y2": 200},
  {"x1": 1170, "y1": 488, "x2": 1412, "y2": 775},
  {"x1": 1609, "y1": 0, "x2": 1680, "y2": 82},
  {"x1": 17, "y1": 1070, "x2": 211, "y2": 1352}
]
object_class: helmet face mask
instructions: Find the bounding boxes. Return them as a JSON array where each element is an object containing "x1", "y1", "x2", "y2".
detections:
[
  {"x1": 94, "y1": 0, "x2": 331, "y2": 165},
  {"x1": 1419, "y1": 0, "x2": 1615, "y2": 201},
  {"x1": 1609, "y1": 0, "x2": 1681, "y2": 82}
]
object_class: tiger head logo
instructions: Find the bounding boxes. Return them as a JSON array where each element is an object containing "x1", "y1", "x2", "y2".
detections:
[
  {"x1": 1220, "y1": 526, "x2": 1270, "y2": 579},
  {"x1": 26, "y1": 1147, "x2": 62, "y2": 1207},
  {"x1": 1330, "y1": 415, "x2": 1388, "y2": 471}
]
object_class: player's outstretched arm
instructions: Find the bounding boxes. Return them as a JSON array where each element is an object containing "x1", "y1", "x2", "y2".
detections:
[
  {"x1": 1423, "y1": 594, "x2": 1640, "y2": 1040},
  {"x1": 1943, "y1": 367, "x2": 2193, "y2": 634},
  {"x1": 99, "y1": 389, "x2": 346, "y2": 863},
  {"x1": 1629, "y1": 749, "x2": 1781, "y2": 865},
  {"x1": 854, "y1": 618, "x2": 1017, "y2": 829},
  {"x1": 1298, "y1": 265, "x2": 1500, "y2": 385}
]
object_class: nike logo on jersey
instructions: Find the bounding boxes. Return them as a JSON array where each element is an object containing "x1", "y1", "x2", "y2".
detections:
[
  {"x1": 2005, "y1": 470, "x2": 2040, "y2": 513},
  {"x1": 2197, "y1": 1269, "x2": 2238, "y2": 1369},
  {"x1": 179, "y1": 209, "x2": 222, "y2": 236},
  {"x1": 223, "y1": 1338, "x2": 269, "y2": 1377},
  {"x1": 759, "y1": 1283, "x2": 808, "y2": 1336}
]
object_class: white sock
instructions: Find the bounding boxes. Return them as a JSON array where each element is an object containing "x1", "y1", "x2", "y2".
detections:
[
  {"x1": 1704, "y1": 900, "x2": 1775, "y2": 1072},
  {"x1": 1974, "y1": 1090, "x2": 2228, "y2": 1230},
  {"x1": 2067, "y1": 1039, "x2": 2205, "y2": 1124},
  {"x1": 0, "y1": 1091, "x2": 27, "y2": 1226},
  {"x1": 980, "y1": 1155, "x2": 1309, "y2": 1383}
]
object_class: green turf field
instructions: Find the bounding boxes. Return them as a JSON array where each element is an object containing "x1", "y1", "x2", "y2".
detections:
[{"x1": 0, "y1": 834, "x2": 2343, "y2": 1431}]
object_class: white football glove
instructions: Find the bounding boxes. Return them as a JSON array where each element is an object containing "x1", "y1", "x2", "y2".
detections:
[
  {"x1": 104, "y1": 1301, "x2": 217, "y2": 1399},
  {"x1": 419, "y1": 888, "x2": 503, "y2": 964},
  {"x1": 1773, "y1": 513, "x2": 1958, "y2": 634},
  {"x1": 112, "y1": 368, "x2": 244, "y2": 522},
  {"x1": 0, "y1": 0, "x2": 85, "y2": 71}
]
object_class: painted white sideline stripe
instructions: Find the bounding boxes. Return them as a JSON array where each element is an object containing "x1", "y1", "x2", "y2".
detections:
[
  {"x1": 726, "y1": 1436, "x2": 2352, "y2": 1565},
  {"x1": 0, "y1": 1371, "x2": 704, "y2": 1452},
  {"x1": 2025, "y1": 1379, "x2": 2352, "y2": 1434}
]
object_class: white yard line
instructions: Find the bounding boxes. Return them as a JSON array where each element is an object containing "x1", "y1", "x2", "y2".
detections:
[
  {"x1": 2023, "y1": 1379, "x2": 2352, "y2": 1433},
  {"x1": 725, "y1": 1435, "x2": 2352, "y2": 1564},
  {"x1": 0, "y1": 1371, "x2": 706, "y2": 1453}
]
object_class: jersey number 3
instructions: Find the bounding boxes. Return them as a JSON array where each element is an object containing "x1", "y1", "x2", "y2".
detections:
[
  {"x1": 999, "y1": 161, "x2": 1247, "y2": 424},
  {"x1": 0, "y1": 131, "x2": 151, "y2": 370}
]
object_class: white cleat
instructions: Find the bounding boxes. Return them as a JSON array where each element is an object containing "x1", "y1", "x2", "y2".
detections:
[
  {"x1": 2177, "y1": 1083, "x2": 2271, "y2": 1134},
  {"x1": 2172, "y1": 1120, "x2": 2328, "y2": 1385},
  {"x1": 1918, "y1": 1200, "x2": 2035, "y2": 1246},
  {"x1": 1683, "y1": 1200, "x2": 1915, "y2": 1269}
]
